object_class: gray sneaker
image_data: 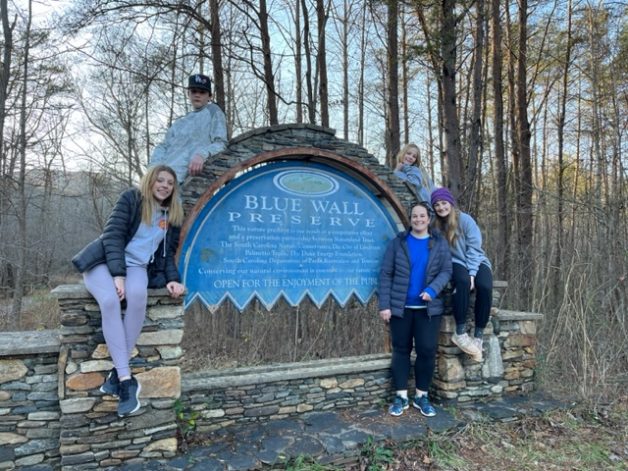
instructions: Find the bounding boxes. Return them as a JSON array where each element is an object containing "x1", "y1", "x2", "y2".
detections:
[
  {"x1": 99, "y1": 368, "x2": 119, "y2": 396},
  {"x1": 117, "y1": 377, "x2": 141, "y2": 417}
]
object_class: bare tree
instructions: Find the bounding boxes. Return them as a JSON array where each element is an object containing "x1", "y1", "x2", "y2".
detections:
[
  {"x1": 315, "y1": 0, "x2": 329, "y2": 127},
  {"x1": 490, "y1": 0, "x2": 509, "y2": 280},
  {"x1": 385, "y1": 0, "x2": 400, "y2": 166},
  {"x1": 515, "y1": 0, "x2": 533, "y2": 306}
]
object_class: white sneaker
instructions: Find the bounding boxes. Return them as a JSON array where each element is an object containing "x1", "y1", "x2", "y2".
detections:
[
  {"x1": 470, "y1": 338, "x2": 483, "y2": 362},
  {"x1": 452, "y1": 333, "x2": 481, "y2": 358}
]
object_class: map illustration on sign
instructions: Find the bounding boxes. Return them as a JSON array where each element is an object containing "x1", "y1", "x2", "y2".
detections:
[{"x1": 180, "y1": 161, "x2": 400, "y2": 311}]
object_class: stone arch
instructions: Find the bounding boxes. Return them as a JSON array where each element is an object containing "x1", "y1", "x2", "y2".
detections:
[{"x1": 180, "y1": 124, "x2": 418, "y2": 241}]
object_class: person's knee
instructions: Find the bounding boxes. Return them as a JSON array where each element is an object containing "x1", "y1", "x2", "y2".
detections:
[
  {"x1": 125, "y1": 290, "x2": 147, "y2": 310},
  {"x1": 475, "y1": 278, "x2": 492, "y2": 295},
  {"x1": 392, "y1": 342, "x2": 412, "y2": 356},
  {"x1": 99, "y1": 296, "x2": 121, "y2": 315},
  {"x1": 453, "y1": 272, "x2": 471, "y2": 289},
  {"x1": 415, "y1": 345, "x2": 437, "y2": 360}
]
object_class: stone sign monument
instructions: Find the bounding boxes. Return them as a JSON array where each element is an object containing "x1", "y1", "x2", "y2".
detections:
[{"x1": 181, "y1": 161, "x2": 399, "y2": 311}]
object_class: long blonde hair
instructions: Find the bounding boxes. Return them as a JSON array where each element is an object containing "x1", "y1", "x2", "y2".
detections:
[
  {"x1": 396, "y1": 143, "x2": 431, "y2": 191},
  {"x1": 139, "y1": 165, "x2": 185, "y2": 226},
  {"x1": 433, "y1": 206, "x2": 460, "y2": 246}
]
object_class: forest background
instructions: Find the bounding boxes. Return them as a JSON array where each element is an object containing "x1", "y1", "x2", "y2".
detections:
[{"x1": 0, "y1": 0, "x2": 625, "y2": 404}]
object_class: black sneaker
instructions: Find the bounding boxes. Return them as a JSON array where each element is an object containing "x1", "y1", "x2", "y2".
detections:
[
  {"x1": 99, "y1": 368, "x2": 119, "y2": 396},
  {"x1": 117, "y1": 377, "x2": 141, "y2": 417}
]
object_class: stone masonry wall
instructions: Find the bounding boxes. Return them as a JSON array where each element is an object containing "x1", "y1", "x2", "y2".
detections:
[
  {"x1": 51, "y1": 284, "x2": 184, "y2": 470},
  {"x1": 182, "y1": 293, "x2": 544, "y2": 433},
  {"x1": 1, "y1": 286, "x2": 543, "y2": 468},
  {"x1": 0, "y1": 331, "x2": 61, "y2": 470}
]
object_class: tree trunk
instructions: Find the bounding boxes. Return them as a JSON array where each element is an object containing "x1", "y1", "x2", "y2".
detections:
[
  {"x1": 301, "y1": 0, "x2": 315, "y2": 123},
  {"x1": 465, "y1": 0, "x2": 485, "y2": 210},
  {"x1": 491, "y1": 0, "x2": 509, "y2": 280},
  {"x1": 11, "y1": 0, "x2": 33, "y2": 319},
  {"x1": 515, "y1": 0, "x2": 533, "y2": 307},
  {"x1": 342, "y1": 0, "x2": 349, "y2": 139},
  {"x1": 385, "y1": 0, "x2": 400, "y2": 166},
  {"x1": 401, "y1": 8, "x2": 409, "y2": 143},
  {"x1": 357, "y1": 3, "x2": 366, "y2": 145},
  {"x1": 553, "y1": 0, "x2": 573, "y2": 297},
  {"x1": 316, "y1": 0, "x2": 329, "y2": 127},
  {"x1": 295, "y1": 0, "x2": 303, "y2": 123},
  {"x1": 440, "y1": 0, "x2": 463, "y2": 198},
  {"x1": 210, "y1": 0, "x2": 226, "y2": 112},
  {"x1": 259, "y1": 0, "x2": 278, "y2": 125}
]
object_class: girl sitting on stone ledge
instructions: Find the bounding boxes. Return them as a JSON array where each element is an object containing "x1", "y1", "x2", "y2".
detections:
[
  {"x1": 71, "y1": 165, "x2": 185, "y2": 417},
  {"x1": 431, "y1": 187, "x2": 493, "y2": 362}
]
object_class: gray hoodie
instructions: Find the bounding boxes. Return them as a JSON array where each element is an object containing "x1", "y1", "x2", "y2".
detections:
[{"x1": 150, "y1": 102, "x2": 227, "y2": 183}]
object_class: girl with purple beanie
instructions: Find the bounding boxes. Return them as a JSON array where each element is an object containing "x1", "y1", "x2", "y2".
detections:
[{"x1": 430, "y1": 188, "x2": 493, "y2": 361}]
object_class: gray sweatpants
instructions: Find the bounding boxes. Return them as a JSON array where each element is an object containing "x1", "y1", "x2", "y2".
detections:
[{"x1": 83, "y1": 264, "x2": 148, "y2": 378}]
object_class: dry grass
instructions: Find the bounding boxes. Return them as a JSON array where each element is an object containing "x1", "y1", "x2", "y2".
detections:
[
  {"x1": 0, "y1": 289, "x2": 60, "y2": 331},
  {"x1": 181, "y1": 295, "x2": 388, "y2": 372}
]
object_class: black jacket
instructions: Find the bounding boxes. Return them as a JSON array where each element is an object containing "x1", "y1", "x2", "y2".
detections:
[
  {"x1": 378, "y1": 229, "x2": 452, "y2": 318},
  {"x1": 72, "y1": 188, "x2": 180, "y2": 287}
]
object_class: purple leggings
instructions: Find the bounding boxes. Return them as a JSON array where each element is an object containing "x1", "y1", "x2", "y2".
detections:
[{"x1": 83, "y1": 264, "x2": 148, "y2": 378}]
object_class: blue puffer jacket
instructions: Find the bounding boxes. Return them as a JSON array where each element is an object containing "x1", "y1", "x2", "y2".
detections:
[
  {"x1": 72, "y1": 188, "x2": 180, "y2": 287},
  {"x1": 378, "y1": 229, "x2": 452, "y2": 318}
]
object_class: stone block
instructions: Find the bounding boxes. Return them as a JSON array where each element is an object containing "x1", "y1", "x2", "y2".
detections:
[
  {"x1": 432, "y1": 378, "x2": 465, "y2": 391},
  {"x1": 142, "y1": 438, "x2": 177, "y2": 453},
  {"x1": 147, "y1": 305, "x2": 183, "y2": 321},
  {"x1": 202, "y1": 409, "x2": 225, "y2": 418},
  {"x1": 438, "y1": 357, "x2": 464, "y2": 382},
  {"x1": 59, "y1": 397, "x2": 97, "y2": 414},
  {"x1": 519, "y1": 320, "x2": 537, "y2": 335},
  {"x1": 137, "y1": 330, "x2": 183, "y2": 346},
  {"x1": 244, "y1": 405, "x2": 278, "y2": 417},
  {"x1": 319, "y1": 378, "x2": 337, "y2": 389},
  {"x1": 79, "y1": 360, "x2": 113, "y2": 374},
  {"x1": 339, "y1": 378, "x2": 364, "y2": 389},
  {"x1": 0, "y1": 360, "x2": 28, "y2": 384},
  {"x1": 15, "y1": 453, "x2": 44, "y2": 467},
  {"x1": 0, "y1": 432, "x2": 28, "y2": 445},
  {"x1": 136, "y1": 367, "x2": 181, "y2": 399},
  {"x1": 27, "y1": 411, "x2": 60, "y2": 421},
  {"x1": 66, "y1": 372, "x2": 104, "y2": 391},
  {"x1": 504, "y1": 334, "x2": 535, "y2": 348},
  {"x1": 439, "y1": 316, "x2": 456, "y2": 333},
  {"x1": 157, "y1": 346, "x2": 183, "y2": 360}
]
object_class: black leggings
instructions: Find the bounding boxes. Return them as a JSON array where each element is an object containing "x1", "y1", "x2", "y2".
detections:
[
  {"x1": 451, "y1": 262, "x2": 493, "y2": 331},
  {"x1": 389, "y1": 309, "x2": 442, "y2": 392}
]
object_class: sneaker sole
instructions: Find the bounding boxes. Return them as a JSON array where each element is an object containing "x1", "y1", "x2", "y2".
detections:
[{"x1": 117, "y1": 382, "x2": 142, "y2": 417}]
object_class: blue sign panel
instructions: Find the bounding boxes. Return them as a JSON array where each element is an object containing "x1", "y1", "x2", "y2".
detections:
[{"x1": 181, "y1": 161, "x2": 399, "y2": 311}]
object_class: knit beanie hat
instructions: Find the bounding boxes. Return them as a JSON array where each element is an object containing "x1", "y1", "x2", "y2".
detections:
[{"x1": 431, "y1": 187, "x2": 456, "y2": 207}]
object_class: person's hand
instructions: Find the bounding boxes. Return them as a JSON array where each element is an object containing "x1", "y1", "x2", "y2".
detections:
[
  {"x1": 379, "y1": 309, "x2": 392, "y2": 322},
  {"x1": 420, "y1": 291, "x2": 432, "y2": 302},
  {"x1": 166, "y1": 281, "x2": 185, "y2": 298},
  {"x1": 188, "y1": 154, "x2": 205, "y2": 176},
  {"x1": 470, "y1": 276, "x2": 475, "y2": 292},
  {"x1": 114, "y1": 276, "x2": 126, "y2": 301},
  {"x1": 395, "y1": 162, "x2": 404, "y2": 171}
]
